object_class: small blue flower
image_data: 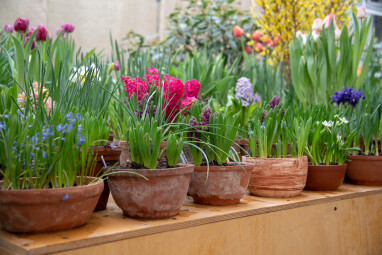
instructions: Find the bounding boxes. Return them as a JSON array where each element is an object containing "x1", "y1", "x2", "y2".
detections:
[
  {"x1": 248, "y1": 130, "x2": 254, "y2": 135},
  {"x1": 61, "y1": 137, "x2": 65, "y2": 141},
  {"x1": 62, "y1": 195, "x2": 69, "y2": 201},
  {"x1": 42, "y1": 151, "x2": 47, "y2": 159},
  {"x1": 0, "y1": 121, "x2": 6, "y2": 130},
  {"x1": 3, "y1": 115, "x2": 8, "y2": 119},
  {"x1": 66, "y1": 113, "x2": 76, "y2": 124},
  {"x1": 57, "y1": 124, "x2": 63, "y2": 132},
  {"x1": 75, "y1": 113, "x2": 81, "y2": 120},
  {"x1": 261, "y1": 122, "x2": 266, "y2": 129},
  {"x1": 63, "y1": 124, "x2": 73, "y2": 133},
  {"x1": 78, "y1": 136, "x2": 85, "y2": 146},
  {"x1": 30, "y1": 152, "x2": 35, "y2": 158}
]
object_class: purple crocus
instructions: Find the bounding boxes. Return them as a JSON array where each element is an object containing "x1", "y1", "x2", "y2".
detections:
[
  {"x1": 269, "y1": 96, "x2": 280, "y2": 109},
  {"x1": 348, "y1": 90, "x2": 365, "y2": 106},
  {"x1": 330, "y1": 87, "x2": 364, "y2": 106},
  {"x1": 235, "y1": 77, "x2": 261, "y2": 107},
  {"x1": 3, "y1": 24, "x2": 14, "y2": 32}
]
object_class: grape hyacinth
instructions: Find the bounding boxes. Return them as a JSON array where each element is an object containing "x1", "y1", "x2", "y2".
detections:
[
  {"x1": 235, "y1": 77, "x2": 261, "y2": 107},
  {"x1": 330, "y1": 87, "x2": 365, "y2": 106}
]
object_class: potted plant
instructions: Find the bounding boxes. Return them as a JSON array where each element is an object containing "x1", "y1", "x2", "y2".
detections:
[
  {"x1": 347, "y1": 103, "x2": 382, "y2": 185},
  {"x1": 82, "y1": 113, "x2": 122, "y2": 211},
  {"x1": 0, "y1": 112, "x2": 103, "y2": 233},
  {"x1": 304, "y1": 116, "x2": 358, "y2": 190},
  {"x1": 243, "y1": 107, "x2": 310, "y2": 198},
  {"x1": 187, "y1": 105, "x2": 253, "y2": 205}
]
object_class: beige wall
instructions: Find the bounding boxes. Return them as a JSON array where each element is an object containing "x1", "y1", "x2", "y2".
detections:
[{"x1": 0, "y1": 0, "x2": 253, "y2": 54}]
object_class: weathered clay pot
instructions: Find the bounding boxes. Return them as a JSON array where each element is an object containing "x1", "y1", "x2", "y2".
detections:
[
  {"x1": 108, "y1": 164, "x2": 194, "y2": 219},
  {"x1": 118, "y1": 141, "x2": 129, "y2": 165},
  {"x1": 188, "y1": 163, "x2": 252, "y2": 205},
  {"x1": 0, "y1": 177, "x2": 103, "y2": 233},
  {"x1": 347, "y1": 155, "x2": 382, "y2": 186},
  {"x1": 243, "y1": 156, "x2": 308, "y2": 198},
  {"x1": 233, "y1": 139, "x2": 249, "y2": 161},
  {"x1": 305, "y1": 164, "x2": 347, "y2": 191},
  {"x1": 90, "y1": 146, "x2": 122, "y2": 211}
]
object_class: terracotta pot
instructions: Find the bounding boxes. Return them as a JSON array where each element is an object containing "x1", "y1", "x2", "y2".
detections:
[
  {"x1": 108, "y1": 164, "x2": 194, "y2": 219},
  {"x1": 118, "y1": 141, "x2": 129, "y2": 165},
  {"x1": 243, "y1": 156, "x2": 308, "y2": 198},
  {"x1": 0, "y1": 177, "x2": 103, "y2": 233},
  {"x1": 188, "y1": 163, "x2": 252, "y2": 205},
  {"x1": 108, "y1": 131, "x2": 114, "y2": 142},
  {"x1": 305, "y1": 164, "x2": 347, "y2": 191},
  {"x1": 347, "y1": 155, "x2": 382, "y2": 186},
  {"x1": 233, "y1": 139, "x2": 249, "y2": 161},
  {"x1": 90, "y1": 146, "x2": 122, "y2": 211}
]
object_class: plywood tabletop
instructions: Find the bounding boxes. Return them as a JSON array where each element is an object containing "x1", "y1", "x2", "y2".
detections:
[{"x1": 1, "y1": 184, "x2": 381, "y2": 255}]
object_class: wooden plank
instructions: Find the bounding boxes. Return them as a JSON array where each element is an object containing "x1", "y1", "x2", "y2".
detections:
[{"x1": 0, "y1": 184, "x2": 381, "y2": 255}]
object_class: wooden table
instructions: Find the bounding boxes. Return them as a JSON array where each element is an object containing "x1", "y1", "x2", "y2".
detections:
[{"x1": 1, "y1": 184, "x2": 381, "y2": 255}]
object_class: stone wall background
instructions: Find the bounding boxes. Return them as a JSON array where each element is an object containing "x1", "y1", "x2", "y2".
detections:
[{"x1": 0, "y1": 0, "x2": 253, "y2": 53}]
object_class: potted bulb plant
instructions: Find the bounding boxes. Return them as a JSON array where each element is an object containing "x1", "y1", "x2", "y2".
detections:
[
  {"x1": 0, "y1": 112, "x2": 103, "y2": 233},
  {"x1": 187, "y1": 105, "x2": 253, "y2": 205},
  {"x1": 243, "y1": 107, "x2": 310, "y2": 198},
  {"x1": 304, "y1": 116, "x2": 358, "y2": 190}
]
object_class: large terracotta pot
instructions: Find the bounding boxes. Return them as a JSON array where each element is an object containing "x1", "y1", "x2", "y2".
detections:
[
  {"x1": 108, "y1": 164, "x2": 194, "y2": 219},
  {"x1": 188, "y1": 163, "x2": 252, "y2": 205},
  {"x1": 90, "y1": 146, "x2": 122, "y2": 211},
  {"x1": 243, "y1": 156, "x2": 308, "y2": 198},
  {"x1": 305, "y1": 164, "x2": 347, "y2": 191},
  {"x1": 347, "y1": 155, "x2": 382, "y2": 186},
  {"x1": 0, "y1": 177, "x2": 103, "y2": 233}
]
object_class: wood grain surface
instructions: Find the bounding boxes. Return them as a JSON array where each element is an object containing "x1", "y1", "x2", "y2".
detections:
[{"x1": 0, "y1": 184, "x2": 381, "y2": 255}]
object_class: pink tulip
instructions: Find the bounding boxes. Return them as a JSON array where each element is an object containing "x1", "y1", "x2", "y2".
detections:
[
  {"x1": 312, "y1": 30, "x2": 320, "y2": 41},
  {"x1": 3, "y1": 24, "x2": 14, "y2": 32},
  {"x1": 244, "y1": 46, "x2": 252, "y2": 54},
  {"x1": 357, "y1": 6, "x2": 366, "y2": 19},
  {"x1": 114, "y1": 61, "x2": 120, "y2": 71},
  {"x1": 36, "y1": 25, "x2": 48, "y2": 41},
  {"x1": 61, "y1": 23, "x2": 75, "y2": 33},
  {"x1": 24, "y1": 36, "x2": 36, "y2": 50},
  {"x1": 296, "y1": 31, "x2": 302, "y2": 38},
  {"x1": 335, "y1": 26, "x2": 341, "y2": 40},
  {"x1": 312, "y1": 18, "x2": 323, "y2": 31},
  {"x1": 233, "y1": 25, "x2": 244, "y2": 37},
  {"x1": 253, "y1": 42, "x2": 263, "y2": 52},
  {"x1": 323, "y1": 14, "x2": 336, "y2": 30},
  {"x1": 14, "y1": 17, "x2": 29, "y2": 33}
]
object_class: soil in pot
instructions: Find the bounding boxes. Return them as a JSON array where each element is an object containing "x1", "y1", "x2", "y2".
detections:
[
  {"x1": 347, "y1": 155, "x2": 382, "y2": 186},
  {"x1": 90, "y1": 146, "x2": 122, "y2": 211},
  {"x1": 0, "y1": 177, "x2": 103, "y2": 233},
  {"x1": 243, "y1": 156, "x2": 308, "y2": 198},
  {"x1": 188, "y1": 162, "x2": 253, "y2": 205},
  {"x1": 108, "y1": 163, "x2": 194, "y2": 219},
  {"x1": 305, "y1": 164, "x2": 347, "y2": 191}
]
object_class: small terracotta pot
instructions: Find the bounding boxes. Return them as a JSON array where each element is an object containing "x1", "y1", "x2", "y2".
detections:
[
  {"x1": 188, "y1": 163, "x2": 252, "y2": 205},
  {"x1": 233, "y1": 139, "x2": 250, "y2": 161},
  {"x1": 347, "y1": 155, "x2": 382, "y2": 186},
  {"x1": 305, "y1": 164, "x2": 347, "y2": 191},
  {"x1": 243, "y1": 156, "x2": 308, "y2": 198},
  {"x1": 89, "y1": 146, "x2": 122, "y2": 211},
  {"x1": 108, "y1": 164, "x2": 194, "y2": 219},
  {"x1": 118, "y1": 141, "x2": 129, "y2": 165},
  {"x1": 0, "y1": 177, "x2": 103, "y2": 233}
]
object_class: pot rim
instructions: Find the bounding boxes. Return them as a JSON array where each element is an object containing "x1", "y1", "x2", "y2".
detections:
[
  {"x1": 90, "y1": 145, "x2": 122, "y2": 152},
  {"x1": 308, "y1": 164, "x2": 347, "y2": 169},
  {"x1": 243, "y1": 156, "x2": 308, "y2": 161},
  {"x1": 347, "y1": 155, "x2": 382, "y2": 161},
  {"x1": 194, "y1": 162, "x2": 254, "y2": 172},
  {"x1": 108, "y1": 163, "x2": 194, "y2": 177},
  {"x1": 0, "y1": 176, "x2": 103, "y2": 193}
]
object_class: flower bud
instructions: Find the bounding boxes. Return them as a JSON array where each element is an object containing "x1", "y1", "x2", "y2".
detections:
[
  {"x1": 244, "y1": 46, "x2": 252, "y2": 54},
  {"x1": 27, "y1": 27, "x2": 36, "y2": 36},
  {"x1": 36, "y1": 25, "x2": 48, "y2": 41},
  {"x1": 114, "y1": 61, "x2": 120, "y2": 71},
  {"x1": 312, "y1": 30, "x2": 320, "y2": 41},
  {"x1": 312, "y1": 18, "x2": 323, "y2": 31},
  {"x1": 3, "y1": 24, "x2": 14, "y2": 32},
  {"x1": 357, "y1": 6, "x2": 366, "y2": 19},
  {"x1": 253, "y1": 42, "x2": 263, "y2": 52},
  {"x1": 24, "y1": 36, "x2": 36, "y2": 50},
  {"x1": 233, "y1": 25, "x2": 244, "y2": 38},
  {"x1": 62, "y1": 23, "x2": 75, "y2": 33},
  {"x1": 14, "y1": 17, "x2": 29, "y2": 33},
  {"x1": 323, "y1": 14, "x2": 336, "y2": 30},
  {"x1": 251, "y1": 30, "x2": 261, "y2": 41}
]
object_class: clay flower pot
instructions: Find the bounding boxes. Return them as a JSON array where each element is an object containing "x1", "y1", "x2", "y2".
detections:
[
  {"x1": 188, "y1": 163, "x2": 252, "y2": 205},
  {"x1": 347, "y1": 155, "x2": 382, "y2": 186},
  {"x1": 108, "y1": 164, "x2": 194, "y2": 219},
  {"x1": 0, "y1": 177, "x2": 103, "y2": 233},
  {"x1": 90, "y1": 146, "x2": 122, "y2": 211},
  {"x1": 243, "y1": 156, "x2": 308, "y2": 198},
  {"x1": 305, "y1": 164, "x2": 347, "y2": 191},
  {"x1": 233, "y1": 139, "x2": 249, "y2": 161}
]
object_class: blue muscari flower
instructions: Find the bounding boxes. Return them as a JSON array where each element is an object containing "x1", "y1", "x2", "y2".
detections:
[
  {"x1": 3, "y1": 115, "x2": 8, "y2": 118},
  {"x1": 30, "y1": 152, "x2": 35, "y2": 158},
  {"x1": 57, "y1": 124, "x2": 63, "y2": 132},
  {"x1": 61, "y1": 137, "x2": 65, "y2": 141},
  {"x1": 62, "y1": 124, "x2": 73, "y2": 134},
  {"x1": 330, "y1": 87, "x2": 364, "y2": 106},
  {"x1": 75, "y1": 113, "x2": 81, "y2": 120},
  {"x1": 42, "y1": 128, "x2": 51, "y2": 140},
  {"x1": 261, "y1": 122, "x2": 266, "y2": 129},
  {"x1": 31, "y1": 135, "x2": 38, "y2": 148},
  {"x1": 0, "y1": 121, "x2": 5, "y2": 130},
  {"x1": 66, "y1": 113, "x2": 76, "y2": 124},
  {"x1": 78, "y1": 136, "x2": 85, "y2": 146},
  {"x1": 349, "y1": 90, "x2": 365, "y2": 106},
  {"x1": 62, "y1": 195, "x2": 69, "y2": 201},
  {"x1": 248, "y1": 129, "x2": 254, "y2": 135},
  {"x1": 42, "y1": 151, "x2": 47, "y2": 159}
]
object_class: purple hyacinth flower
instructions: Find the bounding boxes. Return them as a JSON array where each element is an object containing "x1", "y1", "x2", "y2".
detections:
[
  {"x1": 269, "y1": 96, "x2": 280, "y2": 109},
  {"x1": 235, "y1": 77, "x2": 261, "y2": 107}
]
